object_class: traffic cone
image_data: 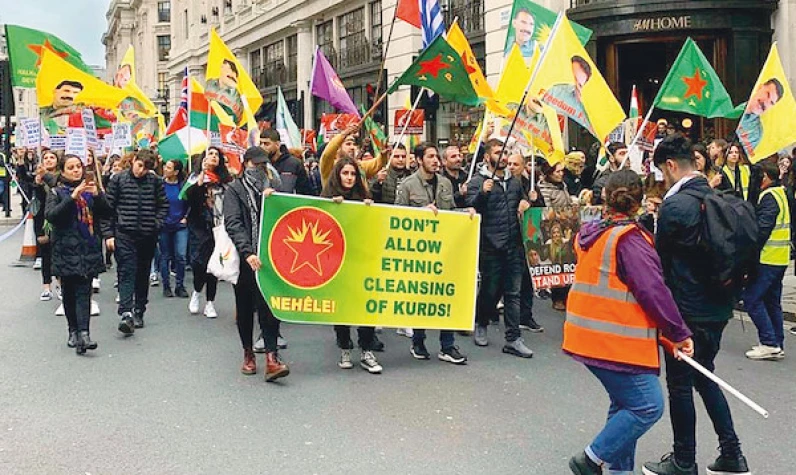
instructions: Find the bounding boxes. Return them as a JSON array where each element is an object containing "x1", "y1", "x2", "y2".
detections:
[{"x1": 10, "y1": 212, "x2": 37, "y2": 267}]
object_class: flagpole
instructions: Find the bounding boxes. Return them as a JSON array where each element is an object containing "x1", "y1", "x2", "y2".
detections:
[
  {"x1": 621, "y1": 105, "x2": 655, "y2": 169},
  {"x1": 187, "y1": 70, "x2": 192, "y2": 173},
  {"x1": 372, "y1": 5, "x2": 398, "y2": 102},
  {"x1": 467, "y1": 110, "x2": 491, "y2": 181},
  {"x1": 494, "y1": 12, "x2": 565, "y2": 179},
  {"x1": 390, "y1": 87, "x2": 425, "y2": 162}
]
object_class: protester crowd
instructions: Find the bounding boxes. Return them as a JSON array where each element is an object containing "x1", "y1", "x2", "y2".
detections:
[{"x1": 6, "y1": 119, "x2": 796, "y2": 475}]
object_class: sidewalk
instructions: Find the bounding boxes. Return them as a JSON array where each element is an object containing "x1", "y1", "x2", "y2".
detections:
[{"x1": 0, "y1": 194, "x2": 25, "y2": 226}]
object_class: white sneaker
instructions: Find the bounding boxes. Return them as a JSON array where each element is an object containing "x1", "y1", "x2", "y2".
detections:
[
  {"x1": 745, "y1": 344, "x2": 783, "y2": 360},
  {"x1": 33, "y1": 257, "x2": 42, "y2": 270},
  {"x1": 360, "y1": 350, "x2": 383, "y2": 374},
  {"x1": 55, "y1": 303, "x2": 65, "y2": 316},
  {"x1": 90, "y1": 300, "x2": 100, "y2": 316},
  {"x1": 149, "y1": 272, "x2": 159, "y2": 287},
  {"x1": 55, "y1": 284, "x2": 62, "y2": 300},
  {"x1": 253, "y1": 336, "x2": 266, "y2": 353},
  {"x1": 204, "y1": 301, "x2": 218, "y2": 318},
  {"x1": 277, "y1": 336, "x2": 288, "y2": 349},
  {"x1": 338, "y1": 349, "x2": 353, "y2": 369},
  {"x1": 115, "y1": 293, "x2": 120, "y2": 303},
  {"x1": 92, "y1": 278, "x2": 101, "y2": 293},
  {"x1": 397, "y1": 328, "x2": 414, "y2": 338},
  {"x1": 189, "y1": 291, "x2": 201, "y2": 314},
  {"x1": 40, "y1": 289, "x2": 53, "y2": 301}
]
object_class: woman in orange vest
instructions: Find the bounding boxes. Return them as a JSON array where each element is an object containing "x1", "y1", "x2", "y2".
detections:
[{"x1": 565, "y1": 170, "x2": 694, "y2": 475}]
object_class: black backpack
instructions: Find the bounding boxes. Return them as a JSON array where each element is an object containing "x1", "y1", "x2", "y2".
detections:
[{"x1": 682, "y1": 189, "x2": 759, "y2": 297}]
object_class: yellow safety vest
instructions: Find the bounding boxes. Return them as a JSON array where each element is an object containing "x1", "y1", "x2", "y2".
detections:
[
  {"x1": 723, "y1": 165, "x2": 750, "y2": 200},
  {"x1": 759, "y1": 186, "x2": 791, "y2": 266}
]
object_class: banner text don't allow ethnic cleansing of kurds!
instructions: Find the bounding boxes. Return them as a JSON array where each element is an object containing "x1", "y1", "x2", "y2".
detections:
[{"x1": 257, "y1": 194, "x2": 480, "y2": 331}]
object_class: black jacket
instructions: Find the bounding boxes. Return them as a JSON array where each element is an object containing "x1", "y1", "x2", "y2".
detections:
[
  {"x1": 442, "y1": 168, "x2": 468, "y2": 207},
  {"x1": 656, "y1": 176, "x2": 733, "y2": 322},
  {"x1": 223, "y1": 179, "x2": 258, "y2": 261},
  {"x1": 370, "y1": 166, "x2": 412, "y2": 204},
  {"x1": 466, "y1": 167, "x2": 527, "y2": 251},
  {"x1": 756, "y1": 189, "x2": 781, "y2": 251},
  {"x1": 271, "y1": 146, "x2": 310, "y2": 195},
  {"x1": 46, "y1": 186, "x2": 110, "y2": 278},
  {"x1": 102, "y1": 170, "x2": 168, "y2": 238},
  {"x1": 563, "y1": 169, "x2": 583, "y2": 197}
]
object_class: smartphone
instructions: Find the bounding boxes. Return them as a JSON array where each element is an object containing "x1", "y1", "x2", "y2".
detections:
[{"x1": 85, "y1": 170, "x2": 96, "y2": 184}]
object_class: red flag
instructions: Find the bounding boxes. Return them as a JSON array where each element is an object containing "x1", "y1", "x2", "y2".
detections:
[{"x1": 396, "y1": 0, "x2": 421, "y2": 28}]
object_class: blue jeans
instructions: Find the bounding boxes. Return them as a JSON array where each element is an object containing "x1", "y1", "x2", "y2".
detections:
[
  {"x1": 412, "y1": 330, "x2": 455, "y2": 350},
  {"x1": 743, "y1": 263, "x2": 786, "y2": 349},
  {"x1": 585, "y1": 366, "x2": 664, "y2": 473},
  {"x1": 665, "y1": 321, "x2": 741, "y2": 466},
  {"x1": 159, "y1": 228, "x2": 188, "y2": 289}
]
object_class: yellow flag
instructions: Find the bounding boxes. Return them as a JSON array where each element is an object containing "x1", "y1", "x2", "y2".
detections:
[
  {"x1": 447, "y1": 20, "x2": 508, "y2": 116},
  {"x1": 736, "y1": 43, "x2": 796, "y2": 163},
  {"x1": 207, "y1": 28, "x2": 263, "y2": 126},
  {"x1": 495, "y1": 44, "x2": 564, "y2": 165},
  {"x1": 210, "y1": 100, "x2": 237, "y2": 128},
  {"x1": 115, "y1": 45, "x2": 157, "y2": 117},
  {"x1": 529, "y1": 15, "x2": 625, "y2": 142},
  {"x1": 37, "y1": 47, "x2": 128, "y2": 111}
]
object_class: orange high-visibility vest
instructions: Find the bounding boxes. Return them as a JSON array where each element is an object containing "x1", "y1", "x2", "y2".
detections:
[{"x1": 562, "y1": 224, "x2": 660, "y2": 369}]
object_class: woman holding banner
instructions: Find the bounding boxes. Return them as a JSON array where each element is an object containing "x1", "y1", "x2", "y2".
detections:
[
  {"x1": 45, "y1": 155, "x2": 110, "y2": 355},
  {"x1": 321, "y1": 157, "x2": 383, "y2": 374},
  {"x1": 563, "y1": 170, "x2": 694, "y2": 475},
  {"x1": 224, "y1": 147, "x2": 288, "y2": 382}
]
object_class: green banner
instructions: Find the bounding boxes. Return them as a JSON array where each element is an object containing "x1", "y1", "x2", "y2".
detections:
[
  {"x1": 257, "y1": 194, "x2": 480, "y2": 330},
  {"x1": 4, "y1": 24, "x2": 92, "y2": 88}
]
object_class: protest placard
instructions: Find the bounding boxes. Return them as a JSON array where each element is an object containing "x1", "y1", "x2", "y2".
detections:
[
  {"x1": 112, "y1": 123, "x2": 132, "y2": 148},
  {"x1": 65, "y1": 128, "x2": 88, "y2": 162}
]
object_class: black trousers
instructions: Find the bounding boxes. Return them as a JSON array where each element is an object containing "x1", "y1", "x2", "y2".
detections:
[
  {"x1": 520, "y1": 265, "x2": 534, "y2": 325},
  {"x1": 40, "y1": 242, "x2": 53, "y2": 285},
  {"x1": 116, "y1": 233, "x2": 157, "y2": 316},
  {"x1": 235, "y1": 264, "x2": 280, "y2": 352},
  {"x1": 62, "y1": 275, "x2": 92, "y2": 333},
  {"x1": 192, "y1": 260, "x2": 218, "y2": 301},
  {"x1": 334, "y1": 326, "x2": 375, "y2": 351}
]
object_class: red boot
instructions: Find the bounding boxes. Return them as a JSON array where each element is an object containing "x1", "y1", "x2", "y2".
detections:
[
  {"x1": 264, "y1": 352, "x2": 289, "y2": 382},
  {"x1": 241, "y1": 348, "x2": 256, "y2": 375}
]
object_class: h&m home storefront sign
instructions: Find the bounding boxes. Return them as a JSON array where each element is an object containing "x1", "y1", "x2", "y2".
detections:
[{"x1": 633, "y1": 16, "x2": 692, "y2": 31}]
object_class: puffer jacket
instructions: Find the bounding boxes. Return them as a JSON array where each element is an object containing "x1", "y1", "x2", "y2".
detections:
[
  {"x1": 370, "y1": 166, "x2": 411, "y2": 204},
  {"x1": 46, "y1": 185, "x2": 110, "y2": 278},
  {"x1": 538, "y1": 178, "x2": 572, "y2": 208},
  {"x1": 466, "y1": 163, "x2": 527, "y2": 251},
  {"x1": 101, "y1": 170, "x2": 168, "y2": 238}
]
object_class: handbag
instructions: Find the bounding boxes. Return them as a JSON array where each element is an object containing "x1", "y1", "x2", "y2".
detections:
[{"x1": 207, "y1": 221, "x2": 240, "y2": 285}]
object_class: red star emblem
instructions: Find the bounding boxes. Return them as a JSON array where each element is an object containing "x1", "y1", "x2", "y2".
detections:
[
  {"x1": 682, "y1": 69, "x2": 708, "y2": 100},
  {"x1": 417, "y1": 54, "x2": 450, "y2": 79},
  {"x1": 283, "y1": 221, "x2": 333, "y2": 276},
  {"x1": 28, "y1": 39, "x2": 70, "y2": 67}
]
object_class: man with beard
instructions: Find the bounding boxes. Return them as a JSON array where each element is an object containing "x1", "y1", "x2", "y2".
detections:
[
  {"x1": 394, "y1": 143, "x2": 468, "y2": 365},
  {"x1": 466, "y1": 139, "x2": 533, "y2": 358},
  {"x1": 370, "y1": 144, "x2": 410, "y2": 205},
  {"x1": 319, "y1": 123, "x2": 387, "y2": 186},
  {"x1": 441, "y1": 145, "x2": 468, "y2": 207}
]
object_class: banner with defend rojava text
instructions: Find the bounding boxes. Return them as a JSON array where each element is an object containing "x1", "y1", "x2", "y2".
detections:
[{"x1": 257, "y1": 194, "x2": 480, "y2": 330}]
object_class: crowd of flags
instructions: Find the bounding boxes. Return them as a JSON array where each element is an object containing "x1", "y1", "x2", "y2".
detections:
[{"x1": 3, "y1": 0, "x2": 796, "y2": 171}]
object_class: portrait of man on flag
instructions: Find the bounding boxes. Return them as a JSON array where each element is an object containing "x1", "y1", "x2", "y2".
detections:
[
  {"x1": 738, "y1": 78, "x2": 784, "y2": 153},
  {"x1": 505, "y1": 6, "x2": 538, "y2": 60},
  {"x1": 205, "y1": 58, "x2": 244, "y2": 123},
  {"x1": 542, "y1": 55, "x2": 594, "y2": 135},
  {"x1": 41, "y1": 79, "x2": 84, "y2": 134}
]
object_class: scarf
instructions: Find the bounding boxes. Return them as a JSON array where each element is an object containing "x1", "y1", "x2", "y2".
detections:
[
  {"x1": 241, "y1": 166, "x2": 267, "y2": 247},
  {"x1": 204, "y1": 169, "x2": 220, "y2": 184},
  {"x1": 59, "y1": 181, "x2": 96, "y2": 245}
]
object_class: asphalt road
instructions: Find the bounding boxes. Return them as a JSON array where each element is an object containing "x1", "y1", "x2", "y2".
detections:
[{"x1": 0, "y1": 230, "x2": 793, "y2": 474}]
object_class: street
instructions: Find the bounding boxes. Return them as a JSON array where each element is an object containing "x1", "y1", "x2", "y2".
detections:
[{"x1": 0, "y1": 231, "x2": 794, "y2": 474}]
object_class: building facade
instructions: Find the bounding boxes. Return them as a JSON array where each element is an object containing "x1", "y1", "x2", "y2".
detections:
[
  {"x1": 103, "y1": 0, "x2": 173, "y2": 118},
  {"x1": 104, "y1": 0, "x2": 796, "y2": 149}
]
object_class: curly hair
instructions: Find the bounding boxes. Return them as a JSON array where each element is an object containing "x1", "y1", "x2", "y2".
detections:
[{"x1": 605, "y1": 169, "x2": 643, "y2": 215}]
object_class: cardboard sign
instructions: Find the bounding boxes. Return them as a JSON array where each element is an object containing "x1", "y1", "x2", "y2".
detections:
[
  {"x1": 112, "y1": 123, "x2": 132, "y2": 147},
  {"x1": 20, "y1": 118, "x2": 41, "y2": 148},
  {"x1": 65, "y1": 128, "x2": 88, "y2": 162},
  {"x1": 48, "y1": 135, "x2": 67, "y2": 150},
  {"x1": 394, "y1": 109, "x2": 425, "y2": 135},
  {"x1": 82, "y1": 109, "x2": 100, "y2": 150}
]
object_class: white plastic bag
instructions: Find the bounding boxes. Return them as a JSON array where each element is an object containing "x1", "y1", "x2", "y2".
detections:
[{"x1": 208, "y1": 223, "x2": 240, "y2": 285}]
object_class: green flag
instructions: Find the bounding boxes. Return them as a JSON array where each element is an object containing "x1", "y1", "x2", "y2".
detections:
[
  {"x1": 653, "y1": 38, "x2": 739, "y2": 119},
  {"x1": 387, "y1": 36, "x2": 482, "y2": 107},
  {"x1": 359, "y1": 106, "x2": 388, "y2": 156},
  {"x1": 4, "y1": 24, "x2": 93, "y2": 88}
]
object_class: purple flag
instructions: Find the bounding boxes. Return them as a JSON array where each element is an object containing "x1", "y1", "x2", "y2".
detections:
[{"x1": 310, "y1": 48, "x2": 360, "y2": 116}]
